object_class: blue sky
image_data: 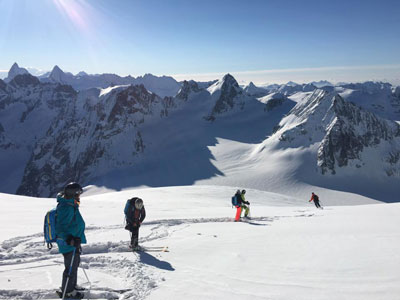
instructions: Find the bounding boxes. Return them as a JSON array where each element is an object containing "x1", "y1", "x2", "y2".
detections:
[{"x1": 0, "y1": 0, "x2": 399, "y2": 84}]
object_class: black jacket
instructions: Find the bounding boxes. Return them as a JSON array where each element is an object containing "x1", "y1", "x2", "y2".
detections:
[
  {"x1": 125, "y1": 205, "x2": 146, "y2": 225},
  {"x1": 236, "y1": 192, "x2": 249, "y2": 206}
]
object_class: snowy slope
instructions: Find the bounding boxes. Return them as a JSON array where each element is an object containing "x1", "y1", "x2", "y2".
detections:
[{"x1": 0, "y1": 186, "x2": 399, "y2": 300}]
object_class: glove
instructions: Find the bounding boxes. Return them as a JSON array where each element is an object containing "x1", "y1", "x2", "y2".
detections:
[
  {"x1": 66, "y1": 235, "x2": 74, "y2": 246},
  {"x1": 66, "y1": 236, "x2": 81, "y2": 248},
  {"x1": 73, "y1": 237, "x2": 81, "y2": 249}
]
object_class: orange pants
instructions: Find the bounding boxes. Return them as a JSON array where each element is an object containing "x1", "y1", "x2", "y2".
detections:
[{"x1": 235, "y1": 206, "x2": 242, "y2": 221}]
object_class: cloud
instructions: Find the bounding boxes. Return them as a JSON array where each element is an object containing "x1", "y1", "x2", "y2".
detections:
[{"x1": 171, "y1": 64, "x2": 400, "y2": 85}]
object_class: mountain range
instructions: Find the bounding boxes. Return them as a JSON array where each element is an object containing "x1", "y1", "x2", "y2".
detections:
[{"x1": 1, "y1": 63, "x2": 399, "y2": 201}]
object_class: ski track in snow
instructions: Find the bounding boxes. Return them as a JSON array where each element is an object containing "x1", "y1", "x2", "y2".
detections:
[{"x1": 0, "y1": 213, "x2": 314, "y2": 299}]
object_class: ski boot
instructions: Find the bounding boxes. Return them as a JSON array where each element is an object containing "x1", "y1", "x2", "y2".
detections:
[
  {"x1": 74, "y1": 284, "x2": 86, "y2": 291},
  {"x1": 56, "y1": 289, "x2": 84, "y2": 299}
]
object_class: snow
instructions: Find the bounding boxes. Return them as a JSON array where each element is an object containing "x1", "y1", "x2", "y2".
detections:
[
  {"x1": 99, "y1": 85, "x2": 129, "y2": 97},
  {"x1": 0, "y1": 185, "x2": 399, "y2": 299}
]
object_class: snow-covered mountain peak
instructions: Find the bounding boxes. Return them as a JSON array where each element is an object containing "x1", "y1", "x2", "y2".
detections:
[
  {"x1": 76, "y1": 71, "x2": 88, "y2": 77},
  {"x1": 272, "y1": 89, "x2": 400, "y2": 178},
  {"x1": 133, "y1": 73, "x2": 181, "y2": 97},
  {"x1": 47, "y1": 65, "x2": 76, "y2": 85},
  {"x1": 341, "y1": 81, "x2": 392, "y2": 94},
  {"x1": 49, "y1": 65, "x2": 65, "y2": 80},
  {"x1": 244, "y1": 81, "x2": 269, "y2": 97},
  {"x1": 311, "y1": 80, "x2": 333, "y2": 88},
  {"x1": 337, "y1": 81, "x2": 400, "y2": 121},
  {"x1": 286, "y1": 81, "x2": 298, "y2": 87},
  {"x1": 207, "y1": 73, "x2": 240, "y2": 95},
  {"x1": 5, "y1": 62, "x2": 29, "y2": 83},
  {"x1": 248, "y1": 81, "x2": 256, "y2": 88},
  {"x1": 176, "y1": 80, "x2": 201, "y2": 101},
  {"x1": 221, "y1": 73, "x2": 239, "y2": 88},
  {"x1": 204, "y1": 74, "x2": 247, "y2": 120}
]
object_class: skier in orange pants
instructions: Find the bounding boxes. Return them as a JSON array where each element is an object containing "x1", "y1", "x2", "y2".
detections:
[{"x1": 234, "y1": 190, "x2": 250, "y2": 221}]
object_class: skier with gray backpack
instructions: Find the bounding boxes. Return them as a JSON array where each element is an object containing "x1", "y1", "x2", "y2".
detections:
[{"x1": 44, "y1": 182, "x2": 86, "y2": 299}]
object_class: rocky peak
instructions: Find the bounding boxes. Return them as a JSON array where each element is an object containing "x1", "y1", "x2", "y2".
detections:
[
  {"x1": 276, "y1": 89, "x2": 400, "y2": 176},
  {"x1": 220, "y1": 73, "x2": 239, "y2": 90},
  {"x1": 107, "y1": 84, "x2": 158, "y2": 125},
  {"x1": 318, "y1": 97, "x2": 400, "y2": 175},
  {"x1": 246, "y1": 81, "x2": 257, "y2": 90},
  {"x1": 176, "y1": 80, "x2": 200, "y2": 101},
  {"x1": 205, "y1": 74, "x2": 245, "y2": 120},
  {"x1": 302, "y1": 83, "x2": 317, "y2": 92},
  {"x1": 244, "y1": 81, "x2": 269, "y2": 97},
  {"x1": 9, "y1": 74, "x2": 40, "y2": 87},
  {"x1": 5, "y1": 62, "x2": 29, "y2": 82},
  {"x1": 49, "y1": 65, "x2": 65, "y2": 82}
]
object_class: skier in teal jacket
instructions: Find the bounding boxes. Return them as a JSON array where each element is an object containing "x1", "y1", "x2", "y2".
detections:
[{"x1": 56, "y1": 182, "x2": 86, "y2": 299}]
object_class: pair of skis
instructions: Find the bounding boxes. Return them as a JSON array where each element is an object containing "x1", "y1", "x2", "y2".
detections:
[
  {"x1": 133, "y1": 245, "x2": 169, "y2": 252},
  {"x1": 56, "y1": 288, "x2": 126, "y2": 300}
]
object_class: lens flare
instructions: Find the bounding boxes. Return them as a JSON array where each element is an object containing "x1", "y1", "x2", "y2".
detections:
[{"x1": 52, "y1": 0, "x2": 92, "y2": 34}]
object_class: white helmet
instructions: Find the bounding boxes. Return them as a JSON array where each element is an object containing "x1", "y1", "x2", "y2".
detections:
[{"x1": 135, "y1": 198, "x2": 144, "y2": 209}]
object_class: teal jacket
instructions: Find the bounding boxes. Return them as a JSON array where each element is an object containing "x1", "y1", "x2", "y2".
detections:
[{"x1": 55, "y1": 194, "x2": 87, "y2": 254}]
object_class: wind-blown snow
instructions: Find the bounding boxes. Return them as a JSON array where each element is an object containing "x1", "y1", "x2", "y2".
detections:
[{"x1": 0, "y1": 185, "x2": 398, "y2": 299}]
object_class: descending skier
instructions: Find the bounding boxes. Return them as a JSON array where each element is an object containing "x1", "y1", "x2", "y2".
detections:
[
  {"x1": 55, "y1": 182, "x2": 86, "y2": 299},
  {"x1": 234, "y1": 189, "x2": 250, "y2": 222},
  {"x1": 124, "y1": 197, "x2": 146, "y2": 250},
  {"x1": 309, "y1": 192, "x2": 322, "y2": 209}
]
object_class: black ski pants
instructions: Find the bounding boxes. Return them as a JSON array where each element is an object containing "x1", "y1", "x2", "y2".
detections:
[
  {"x1": 314, "y1": 200, "x2": 321, "y2": 208},
  {"x1": 62, "y1": 249, "x2": 81, "y2": 293},
  {"x1": 130, "y1": 226, "x2": 140, "y2": 247}
]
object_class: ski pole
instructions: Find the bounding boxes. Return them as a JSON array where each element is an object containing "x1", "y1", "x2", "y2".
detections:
[
  {"x1": 62, "y1": 247, "x2": 76, "y2": 300},
  {"x1": 81, "y1": 267, "x2": 91, "y2": 300}
]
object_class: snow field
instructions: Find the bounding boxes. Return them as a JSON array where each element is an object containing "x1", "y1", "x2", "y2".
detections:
[{"x1": 0, "y1": 185, "x2": 399, "y2": 299}]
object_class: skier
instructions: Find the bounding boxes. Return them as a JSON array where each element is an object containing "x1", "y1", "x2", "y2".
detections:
[
  {"x1": 55, "y1": 182, "x2": 86, "y2": 299},
  {"x1": 234, "y1": 189, "x2": 250, "y2": 222},
  {"x1": 124, "y1": 197, "x2": 146, "y2": 250},
  {"x1": 309, "y1": 192, "x2": 322, "y2": 209}
]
